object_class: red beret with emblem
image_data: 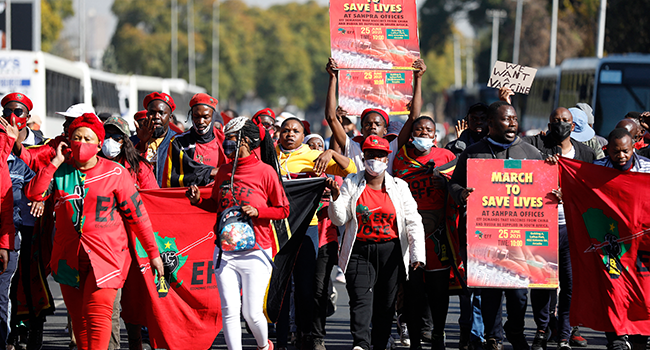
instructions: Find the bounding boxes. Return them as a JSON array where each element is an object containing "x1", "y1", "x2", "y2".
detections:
[
  {"x1": 143, "y1": 92, "x2": 176, "y2": 112},
  {"x1": 252, "y1": 108, "x2": 276, "y2": 124},
  {"x1": 361, "y1": 108, "x2": 389, "y2": 126},
  {"x1": 362, "y1": 135, "x2": 392, "y2": 153},
  {"x1": 189, "y1": 93, "x2": 218, "y2": 110},
  {"x1": 134, "y1": 110, "x2": 147, "y2": 121},
  {"x1": 1, "y1": 92, "x2": 33, "y2": 111}
]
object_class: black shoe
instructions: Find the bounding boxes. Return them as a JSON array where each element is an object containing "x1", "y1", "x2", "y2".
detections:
[
  {"x1": 608, "y1": 336, "x2": 631, "y2": 350},
  {"x1": 470, "y1": 340, "x2": 485, "y2": 350},
  {"x1": 485, "y1": 339, "x2": 502, "y2": 350},
  {"x1": 557, "y1": 340, "x2": 571, "y2": 350},
  {"x1": 569, "y1": 327, "x2": 587, "y2": 347},
  {"x1": 507, "y1": 332, "x2": 530, "y2": 350},
  {"x1": 459, "y1": 328, "x2": 471, "y2": 350},
  {"x1": 532, "y1": 330, "x2": 547, "y2": 350},
  {"x1": 432, "y1": 333, "x2": 446, "y2": 350}
]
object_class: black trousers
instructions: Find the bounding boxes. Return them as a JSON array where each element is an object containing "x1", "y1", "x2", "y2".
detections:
[
  {"x1": 481, "y1": 288, "x2": 528, "y2": 342},
  {"x1": 345, "y1": 239, "x2": 403, "y2": 350},
  {"x1": 531, "y1": 224, "x2": 572, "y2": 340},
  {"x1": 405, "y1": 267, "x2": 450, "y2": 348},
  {"x1": 312, "y1": 241, "x2": 338, "y2": 339},
  {"x1": 293, "y1": 226, "x2": 320, "y2": 337}
]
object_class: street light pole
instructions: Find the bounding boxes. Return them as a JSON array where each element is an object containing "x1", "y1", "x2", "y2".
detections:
[
  {"x1": 212, "y1": 1, "x2": 219, "y2": 99},
  {"x1": 512, "y1": 0, "x2": 523, "y2": 64},
  {"x1": 171, "y1": 0, "x2": 178, "y2": 79},
  {"x1": 549, "y1": 0, "x2": 558, "y2": 67},
  {"x1": 187, "y1": 0, "x2": 196, "y2": 86},
  {"x1": 486, "y1": 9, "x2": 507, "y2": 71},
  {"x1": 596, "y1": 0, "x2": 607, "y2": 58}
]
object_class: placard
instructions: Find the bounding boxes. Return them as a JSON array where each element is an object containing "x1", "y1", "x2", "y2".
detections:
[
  {"x1": 487, "y1": 60, "x2": 538, "y2": 94},
  {"x1": 329, "y1": 0, "x2": 420, "y2": 69},
  {"x1": 466, "y1": 159, "x2": 559, "y2": 289},
  {"x1": 338, "y1": 69, "x2": 413, "y2": 116}
]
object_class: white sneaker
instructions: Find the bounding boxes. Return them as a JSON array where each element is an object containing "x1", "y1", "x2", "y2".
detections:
[
  {"x1": 352, "y1": 346, "x2": 365, "y2": 350},
  {"x1": 335, "y1": 267, "x2": 346, "y2": 283}
]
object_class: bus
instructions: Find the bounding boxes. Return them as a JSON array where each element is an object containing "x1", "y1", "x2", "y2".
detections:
[
  {"x1": 0, "y1": 50, "x2": 206, "y2": 138},
  {"x1": 521, "y1": 54, "x2": 650, "y2": 136}
]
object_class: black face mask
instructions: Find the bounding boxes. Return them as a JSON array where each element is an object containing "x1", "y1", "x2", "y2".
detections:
[{"x1": 548, "y1": 121, "x2": 572, "y2": 142}]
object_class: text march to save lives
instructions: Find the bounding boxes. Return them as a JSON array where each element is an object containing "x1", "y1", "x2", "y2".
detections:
[{"x1": 466, "y1": 159, "x2": 559, "y2": 289}]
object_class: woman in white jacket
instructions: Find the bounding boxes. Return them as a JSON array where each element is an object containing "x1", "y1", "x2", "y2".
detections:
[{"x1": 328, "y1": 135, "x2": 426, "y2": 350}]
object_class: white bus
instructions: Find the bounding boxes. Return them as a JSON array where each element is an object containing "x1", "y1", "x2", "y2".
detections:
[{"x1": 0, "y1": 50, "x2": 205, "y2": 138}]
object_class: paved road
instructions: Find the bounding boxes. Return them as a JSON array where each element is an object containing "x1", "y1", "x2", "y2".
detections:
[{"x1": 41, "y1": 276, "x2": 609, "y2": 350}]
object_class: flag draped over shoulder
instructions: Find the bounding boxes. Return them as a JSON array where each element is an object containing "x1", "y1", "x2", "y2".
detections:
[
  {"x1": 136, "y1": 187, "x2": 221, "y2": 350},
  {"x1": 559, "y1": 158, "x2": 650, "y2": 335},
  {"x1": 266, "y1": 177, "x2": 327, "y2": 322}
]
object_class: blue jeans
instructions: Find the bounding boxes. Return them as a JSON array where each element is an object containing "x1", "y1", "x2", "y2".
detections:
[
  {"x1": 459, "y1": 289, "x2": 485, "y2": 342},
  {"x1": 481, "y1": 288, "x2": 528, "y2": 342}
]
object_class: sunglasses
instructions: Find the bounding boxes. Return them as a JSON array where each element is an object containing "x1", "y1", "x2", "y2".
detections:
[
  {"x1": 2, "y1": 108, "x2": 25, "y2": 118},
  {"x1": 105, "y1": 133, "x2": 124, "y2": 141}
]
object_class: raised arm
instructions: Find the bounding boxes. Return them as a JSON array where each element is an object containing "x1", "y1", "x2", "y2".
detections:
[
  {"x1": 325, "y1": 58, "x2": 348, "y2": 151},
  {"x1": 397, "y1": 59, "x2": 427, "y2": 149}
]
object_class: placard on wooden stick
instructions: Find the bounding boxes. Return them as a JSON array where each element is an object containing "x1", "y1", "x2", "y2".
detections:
[{"x1": 487, "y1": 61, "x2": 538, "y2": 95}]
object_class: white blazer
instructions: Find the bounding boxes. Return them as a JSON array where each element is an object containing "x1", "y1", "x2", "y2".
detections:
[{"x1": 329, "y1": 171, "x2": 426, "y2": 278}]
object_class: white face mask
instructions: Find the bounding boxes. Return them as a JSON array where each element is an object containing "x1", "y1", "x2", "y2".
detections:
[
  {"x1": 412, "y1": 136, "x2": 435, "y2": 152},
  {"x1": 364, "y1": 159, "x2": 388, "y2": 176},
  {"x1": 101, "y1": 138, "x2": 122, "y2": 159}
]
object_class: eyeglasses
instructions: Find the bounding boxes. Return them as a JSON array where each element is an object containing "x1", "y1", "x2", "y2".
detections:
[
  {"x1": 105, "y1": 133, "x2": 124, "y2": 141},
  {"x1": 2, "y1": 108, "x2": 24, "y2": 118}
]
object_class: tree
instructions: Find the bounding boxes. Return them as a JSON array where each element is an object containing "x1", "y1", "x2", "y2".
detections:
[
  {"x1": 605, "y1": 0, "x2": 650, "y2": 54},
  {"x1": 41, "y1": 0, "x2": 74, "y2": 52}
]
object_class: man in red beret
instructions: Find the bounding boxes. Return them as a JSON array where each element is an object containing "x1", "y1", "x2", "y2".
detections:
[
  {"x1": 324, "y1": 58, "x2": 427, "y2": 174},
  {"x1": 161, "y1": 93, "x2": 226, "y2": 187},
  {"x1": 135, "y1": 92, "x2": 179, "y2": 187}
]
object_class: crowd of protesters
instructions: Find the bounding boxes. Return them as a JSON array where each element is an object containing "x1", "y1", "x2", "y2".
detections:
[{"x1": 0, "y1": 54, "x2": 647, "y2": 350}]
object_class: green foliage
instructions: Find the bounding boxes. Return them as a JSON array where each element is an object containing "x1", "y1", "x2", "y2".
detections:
[
  {"x1": 41, "y1": 0, "x2": 74, "y2": 52},
  {"x1": 107, "y1": 0, "x2": 330, "y2": 109}
]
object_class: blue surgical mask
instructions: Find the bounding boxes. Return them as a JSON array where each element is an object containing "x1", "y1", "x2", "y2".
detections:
[
  {"x1": 412, "y1": 137, "x2": 435, "y2": 152},
  {"x1": 222, "y1": 139, "x2": 237, "y2": 156}
]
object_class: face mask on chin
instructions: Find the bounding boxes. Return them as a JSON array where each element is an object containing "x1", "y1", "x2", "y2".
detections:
[{"x1": 412, "y1": 137, "x2": 435, "y2": 152}]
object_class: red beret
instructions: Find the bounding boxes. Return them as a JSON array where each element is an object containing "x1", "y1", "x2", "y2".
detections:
[
  {"x1": 302, "y1": 120, "x2": 311, "y2": 135},
  {"x1": 221, "y1": 111, "x2": 232, "y2": 124},
  {"x1": 1, "y1": 92, "x2": 33, "y2": 111},
  {"x1": 361, "y1": 108, "x2": 389, "y2": 126},
  {"x1": 252, "y1": 108, "x2": 276, "y2": 124},
  {"x1": 189, "y1": 93, "x2": 218, "y2": 110},
  {"x1": 134, "y1": 110, "x2": 147, "y2": 121},
  {"x1": 143, "y1": 92, "x2": 176, "y2": 112},
  {"x1": 362, "y1": 135, "x2": 392, "y2": 154},
  {"x1": 69, "y1": 113, "x2": 105, "y2": 144}
]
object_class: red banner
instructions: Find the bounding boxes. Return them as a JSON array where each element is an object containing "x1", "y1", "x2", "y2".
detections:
[
  {"x1": 560, "y1": 158, "x2": 650, "y2": 334},
  {"x1": 338, "y1": 69, "x2": 413, "y2": 116},
  {"x1": 133, "y1": 187, "x2": 222, "y2": 350},
  {"x1": 329, "y1": 0, "x2": 420, "y2": 69},
  {"x1": 466, "y1": 159, "x2": 559, "y2": 288}
]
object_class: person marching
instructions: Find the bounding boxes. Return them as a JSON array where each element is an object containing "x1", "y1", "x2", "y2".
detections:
[
  {"x1": 161, "y1": 93, "x2": 227, "y2": 188},
  {"x1": 186, "y1": 117, "x2": 290, "y2": 350},
  {"x1": 329, "y1": 135, "x2": 426, "y2": 350},
  {"x1": 392, "y1": 116, "x2": 456, "y2": 350},
  {"x1": 24, "y1": 113, "x2": 164, "y2": 350},
  {"x1": 275, "y1": 117, "x2": 356, "y2": 350}
]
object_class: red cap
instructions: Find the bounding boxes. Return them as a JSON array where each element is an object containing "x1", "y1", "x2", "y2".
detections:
[
  {"x1": 1, "y1": 92, "x2": 33, "y2": 111},
  {"x1": 143, "y1": 92, "x2": 176, "y2": 112},
  {"x1": 302, "y1": 120, "x2": 311, "y2": 135},
  {"x1": 362, "y1": 135, "x2": 392, "y2": 154},
  {"x1": 134, "y1": 110, "x2": 147, "y2": 121},
  {"x1": 361, "y1": 108, "x2": 389, "y2": 126},
  {"x1": 68, "y1": 113, "x2": 105, "y2": 144},
  {"x1": 189, "y1": 93, "x2": 218, "y2": 110},
  {"x1": 252, "y1": 108, "x2": 276, "y2": 124},
  {"x1": 221, "y1": 111, "x2": 232, "y2": 124}
]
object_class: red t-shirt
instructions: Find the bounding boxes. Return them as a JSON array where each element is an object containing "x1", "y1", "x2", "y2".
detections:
[
  {"x1": 355, "y1": 186, "x2": 398, "y2": 242},
  {"x1": 392, "y1": 145, "x2": 455, "y2": 210},
  {"x1": 197, "y1": 154, "x2": 290, "y2": 250}
]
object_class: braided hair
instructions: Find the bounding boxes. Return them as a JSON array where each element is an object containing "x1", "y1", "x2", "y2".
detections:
[{"x1": 224, "y1": 118, "x2": 285, "y2": 203}]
